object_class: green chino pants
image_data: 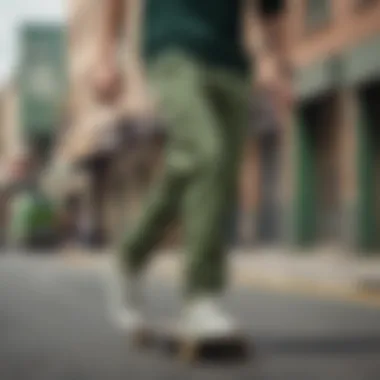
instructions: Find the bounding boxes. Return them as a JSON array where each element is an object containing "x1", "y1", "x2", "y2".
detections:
[{"x1": 121, "y1": 50, "x2": 250, "y2": 297}]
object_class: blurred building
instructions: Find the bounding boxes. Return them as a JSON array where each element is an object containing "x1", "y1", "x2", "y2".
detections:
[
  {"x1": 225, "y1": 0, "x2": 380, "y2": 252},
  {"x1": 18, "y1": 23, "x2": 67, "y2": 158},
  {"x1": 0, "y1": 24, "x2": 67, "y2": 190},
  {"x1": 0, "y1": 80, "x2": 27, "y2": 237},
  {"x1": 0, "y1": 82, "x2": 24, "y2": 188},
  {"x1": 0, "y1": 82, "x2": 22, "y2": 244},
  {"x1": 0, "y1": 23, "x2": 68, "y2": 247},
  {"x1": 284, "y1": 0, "x2": 380, "y2": 253}
]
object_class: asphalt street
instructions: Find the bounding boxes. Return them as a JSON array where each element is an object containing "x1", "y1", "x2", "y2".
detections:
[{"x1": 1, "y1": 253, "x2": 380, "y2": 380}]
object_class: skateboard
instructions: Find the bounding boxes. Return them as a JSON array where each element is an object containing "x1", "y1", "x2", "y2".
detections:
[{"x1": 131, "y1": 321, "x2": 251, "y2": 363}]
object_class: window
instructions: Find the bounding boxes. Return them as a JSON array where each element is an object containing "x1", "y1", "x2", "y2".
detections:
[
  {"x1": 305, "y1": 0, "x2": 330, "y2": 31},
  {"x1": 354, "y1": 0, "x2": 378, "y2": 11}
]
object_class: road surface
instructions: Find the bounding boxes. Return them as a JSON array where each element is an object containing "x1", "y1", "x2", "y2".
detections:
[{"x1": 1, "y1": 253, "x2": 380, "y2": 380}]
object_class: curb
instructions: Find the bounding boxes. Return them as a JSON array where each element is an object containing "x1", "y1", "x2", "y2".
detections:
[{"x1": 62, "y1": 251, "x2": 380, "y2": 308}]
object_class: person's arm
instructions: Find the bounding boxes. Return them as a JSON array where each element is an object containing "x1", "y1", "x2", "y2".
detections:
[
  {"x1": 244, "y1": 0, "x2": 291, "y2": 79},
  {"x1": 243, "y1": 0, "x2": 293, "y2": 111},
  {"x1": 92, "y1": 0, "x2": 126, "y2": 103},
  {"x1": 98, "y1": 0, "x2": 125, "y2": 58}
]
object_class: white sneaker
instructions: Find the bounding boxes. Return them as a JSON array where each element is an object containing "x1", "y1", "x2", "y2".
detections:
[
  {"x1": 179, "y1": 295, "x2": 240, "y2": 339},
  {"x1": 106, "y1": 261, "x2": 145, "y2": 332}
]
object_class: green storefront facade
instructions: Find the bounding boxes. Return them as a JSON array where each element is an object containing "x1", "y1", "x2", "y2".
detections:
[
  {"x1": 292, "y1": 35, "x2": 380, "y2": 253},
  {"x1": 8, "y1": 23, "x2": 68, "y2": 248},
  {"x1": 18, "y1": 23, "x2": 67, "y2": 156}
]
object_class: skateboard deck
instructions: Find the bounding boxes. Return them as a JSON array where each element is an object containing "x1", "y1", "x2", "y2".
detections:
[{"x1": 132, "y1": 321, "x2": 251, "y2": 363}]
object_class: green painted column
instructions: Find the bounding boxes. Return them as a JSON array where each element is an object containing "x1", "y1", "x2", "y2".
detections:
[
  {"x1": 356, "y1": 95, "x2": 378, "y2": 253},
  {"x1": 18, "y1": 23, "x2": 67, "y2": 155},
  {"x1": 293, "y1": 110, "x2": 317, "y2": 247}
]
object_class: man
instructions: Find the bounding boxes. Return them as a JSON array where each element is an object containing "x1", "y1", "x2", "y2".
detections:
[{"x1": 94, "y1": 0, "x2": 290, "y2": 337}]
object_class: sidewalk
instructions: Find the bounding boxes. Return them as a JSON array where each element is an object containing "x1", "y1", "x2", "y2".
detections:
[
  {"x1": 63, "y1": 246, "x2": 380, "y2": 301},
  {"x1": 231, "y1": 247, "x2": 380, "y2": 295}
]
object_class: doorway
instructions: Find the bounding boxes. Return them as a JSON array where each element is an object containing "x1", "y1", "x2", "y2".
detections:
[{"x1": 294, "y1": 93, "x2": 341, "y2": 247}]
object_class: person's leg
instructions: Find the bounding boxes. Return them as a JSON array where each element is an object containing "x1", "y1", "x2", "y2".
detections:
[
  {"x1": 180, "y1": 69, "x2": 250, "y2": 336},
  {"x1": 113, "y1": 53, "x2": 235, "y2": 330},
  {"x1": 120, "y1": 169, "x2": 185, "y2": 272},
  {"x1": 119, "y1": 52, "x2": 219, "y2": 274},
  {"x1": 183, "y1": 69, "x2": 250, "y2": 296}
]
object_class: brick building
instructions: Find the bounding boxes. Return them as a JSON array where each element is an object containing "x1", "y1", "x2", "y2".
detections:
[
  {"x1": 283, "y1": 0, "x2": 380, "y2": 252},
  {"x1": 0, "y1": 82, "x2": 28, "y2": 244},
  {"x1": 222, "y1": 0, "x2": 380, "y2": 252},
  {"x1": 0, "y1": 83, "x2": 24, "y2": 169}
]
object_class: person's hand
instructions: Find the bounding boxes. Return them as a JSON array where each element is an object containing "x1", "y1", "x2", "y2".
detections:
[
  {"x1": 91, "y1": 57, "x2": 123, "y2": 105},
  {"x1": 256, "y1": 56, "x2": 294, "y2": 116}
]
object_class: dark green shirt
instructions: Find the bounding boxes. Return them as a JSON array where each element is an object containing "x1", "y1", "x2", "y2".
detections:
[{"x1": 143, "y1": 0, "x2": 284, "y2": 73}]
